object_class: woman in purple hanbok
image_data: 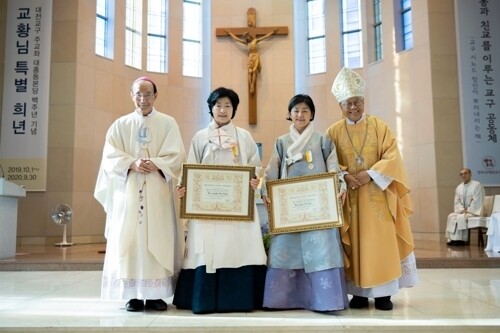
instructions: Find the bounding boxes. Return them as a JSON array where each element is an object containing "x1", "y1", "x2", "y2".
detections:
[{"x1": 261, "y1": 94, "x2": 348, "y2": 312}]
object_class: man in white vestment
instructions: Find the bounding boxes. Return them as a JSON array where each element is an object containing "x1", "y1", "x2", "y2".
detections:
[
  {"x1": 446, "y1": 168, "x2": 485, "y2": 246},
  {"x1": 94, "y1": 77, "x2": 186, "y2": 311}
]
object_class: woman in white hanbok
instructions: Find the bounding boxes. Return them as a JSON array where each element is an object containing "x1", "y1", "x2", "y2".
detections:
[{"x1": 173, "y1": 87, "x2": 267, "y2": 314}]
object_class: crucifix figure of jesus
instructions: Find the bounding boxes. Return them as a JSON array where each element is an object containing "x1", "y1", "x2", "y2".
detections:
[
  {"x1": 225, "y1": 28, "x2": 279, "y2": 95},
  {"x1": 216, "y1": 8, "x2": 288, "y2": 124}
]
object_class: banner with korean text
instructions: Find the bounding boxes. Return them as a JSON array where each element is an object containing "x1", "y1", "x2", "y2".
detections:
[
  {"x1": 455, "y1": 0, "x2": 500, "y2": 186},
  {"x1": 0, "y1": 0, "x2": 52, "y2": 191}
]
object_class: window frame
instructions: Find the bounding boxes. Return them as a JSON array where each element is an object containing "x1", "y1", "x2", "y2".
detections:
[
  {"x1": 125, "y1": 0, "x2": 142, "y2": 69},
  {"x1": 307, "y1": 0, "x2": 326, "y2": 75},
  {"x1": 95, "y1": 0, "x2": 114, "y2": 59},
  {"x1": 182, "y1": 0, "x2": 203, "y2": 78},
  {"x1": 373, "y1": 0, "x2": 382, "y2": 61},
  {"x1": 340, "y1": 0, "x2": 363, "y2": 68},
  {"x1": 147, "y1": 0, "x2": 168, "y2": 73},
  {"x1": 395, "y1": 0, "x2": 413, "y2": 52}
]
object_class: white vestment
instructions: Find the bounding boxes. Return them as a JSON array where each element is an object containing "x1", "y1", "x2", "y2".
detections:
[
  {"x1": 182, "y1": 121, "x2": 267, "y2": 273},
  {"x1": 446, "y1": 180, "x2": 485, "y2": 242},
  {"x1": 94, "y1": 109, "x2": 186, "y2": 300},
  {"x1": 486, "y1": 212, "x2": 500, "y2": 253}
]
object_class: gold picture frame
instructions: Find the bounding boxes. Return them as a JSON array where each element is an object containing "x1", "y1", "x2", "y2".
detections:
[
  {"x1": 266, "y1": 172, "x2": 343, "y2": 234},
  {"x1": 180, "y1": 163, "x2": 255, "y2": 221}
]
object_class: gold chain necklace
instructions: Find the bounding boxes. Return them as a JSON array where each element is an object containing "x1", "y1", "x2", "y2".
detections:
[{"x1": 344, "y1": 117, "x2": 369, "y2": 165}]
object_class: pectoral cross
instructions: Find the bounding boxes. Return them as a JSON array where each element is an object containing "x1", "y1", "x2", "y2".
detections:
[{"x1": 216, "y1": 8, "x2": 288, "y2": 124}]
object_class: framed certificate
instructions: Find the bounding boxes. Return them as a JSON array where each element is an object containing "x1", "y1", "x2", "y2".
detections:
[
  {"x1": 180, "y1": 163, "x2": 255, "y2": 221},
  {"x1": 266, "y1": 172, "x2": 343, "y2": 234}
]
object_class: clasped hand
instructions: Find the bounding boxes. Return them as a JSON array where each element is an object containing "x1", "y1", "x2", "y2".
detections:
[
  {"x1": 130, "y1": 158, "x2": 158, "y2": 174},
  {"x1": 346, "y1": 171, "x2": 371, "y2": 190}
]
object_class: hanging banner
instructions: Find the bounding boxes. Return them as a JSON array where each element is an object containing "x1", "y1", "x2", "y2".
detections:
[
  {"x1": 0, "y1": 0, "x2": 52, "y2": 191},
  {"x1": 455, "y1": 0, "x2": 500, "y2": 186}
]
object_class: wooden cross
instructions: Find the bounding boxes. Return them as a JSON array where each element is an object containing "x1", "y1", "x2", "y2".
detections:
[{"x1": 216, "y1": 8, "x2": 288, "y2": 124}]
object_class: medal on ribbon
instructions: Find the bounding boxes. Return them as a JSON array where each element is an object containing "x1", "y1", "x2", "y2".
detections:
[
  {"x1": 232, "y1": 145, "x2": 239, "y2": 164},
  {"x1": 305, "y1": 150, "x2": 314, "y2": 170}
]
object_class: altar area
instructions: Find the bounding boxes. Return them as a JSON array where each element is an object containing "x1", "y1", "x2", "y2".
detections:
[{"x1": 0, "y1": 240, "x2": 500, "y2": 332}]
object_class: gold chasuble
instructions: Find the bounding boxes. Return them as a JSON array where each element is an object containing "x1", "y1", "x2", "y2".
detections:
[{"x1": 327, "y1": 115, "x2": 414, "y2": 288}]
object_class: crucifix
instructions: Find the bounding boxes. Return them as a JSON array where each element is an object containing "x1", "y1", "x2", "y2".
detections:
[{"x1": 216, "y1": 8, "x2": 288, "y2": 124}]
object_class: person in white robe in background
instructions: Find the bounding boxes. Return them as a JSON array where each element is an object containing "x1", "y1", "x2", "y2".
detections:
[
  {"x1": 94, "y1": 77, "x2": 186, "y2": 312},
  {"x1": 446, "y1": 168, "x2": 485, "y2": 246}
]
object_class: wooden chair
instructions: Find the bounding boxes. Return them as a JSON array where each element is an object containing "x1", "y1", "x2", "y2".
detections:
[{"x1": 467, "y1": 195, "x2": 500, "y2": 247}]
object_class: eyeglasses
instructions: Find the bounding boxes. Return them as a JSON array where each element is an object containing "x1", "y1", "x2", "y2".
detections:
[
  {"x1": 459, "y1": 172, "x2": 470, "y2": 176},
  {"x1": 133, "y1": 93, "x2": 155, "y2": 100},
  {"x1": 340, "y1": 99, "x2": 364, "y2": 109}
]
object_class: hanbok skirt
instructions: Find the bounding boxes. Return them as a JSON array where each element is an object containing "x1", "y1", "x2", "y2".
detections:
[
  {"x1": 263, "y1": 267, "x2": 348, "y2": 312},
  {"x1": 173, "y1": 265, "x2": 267, "y2": 314}
]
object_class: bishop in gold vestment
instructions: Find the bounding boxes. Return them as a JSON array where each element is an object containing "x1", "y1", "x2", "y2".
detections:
[{"x1": 327, "y1": 67, "x2": 418, "y2": 311}]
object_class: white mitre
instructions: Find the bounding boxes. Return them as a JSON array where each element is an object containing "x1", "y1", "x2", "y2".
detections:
[{"x1": 331, "y1": 67, "x2": 365, "y2": 103}]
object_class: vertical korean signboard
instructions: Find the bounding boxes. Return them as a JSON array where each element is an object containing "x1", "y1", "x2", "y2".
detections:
[
  {"x1": 0, "y1": 0, "x2": 52, "y2": 191},
  {"x1": 455, "y1": 0, "x2": 500, "y2": 186}
]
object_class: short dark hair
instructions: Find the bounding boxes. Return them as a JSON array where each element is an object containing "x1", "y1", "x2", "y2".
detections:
[
  {"x1": 207, "y1": 87, "x2": 240, "y2": 119},
  {"x1": 286, "y1": 94, "x2": 315, "y2": 121}
]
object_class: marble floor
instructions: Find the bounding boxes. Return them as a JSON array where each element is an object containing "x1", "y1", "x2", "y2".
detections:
[{"x1": 0, "y1": 240, "x2": 499, "y2": 332}]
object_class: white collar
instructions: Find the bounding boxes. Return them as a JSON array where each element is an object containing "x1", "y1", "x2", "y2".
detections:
[
  {"x1": 135, "y1": 108, "x2": 156, "y2": 117},
  {"x1": 345, "y1": 113, "x2": 366, "y2": 124}
]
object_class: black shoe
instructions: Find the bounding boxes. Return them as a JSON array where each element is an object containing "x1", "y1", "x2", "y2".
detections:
[
  {"x1": 349, "y1": 296, "x2": 369, "y2": 309},
  {"x1": 454, "y1": 240, "x2": 467, "y2": 246},
  {"x1": 446, "y1": 240, "x2": 456, "y2": 246},
  {"x1": 374, "y1": 296, "x2": 393, "y2": 310},
  {"x1": 145, "y1": 299, "x2": 167, "y2": 311},
  {"x1": 125, "y1": 299, "x2": 144, "y2": 312}
]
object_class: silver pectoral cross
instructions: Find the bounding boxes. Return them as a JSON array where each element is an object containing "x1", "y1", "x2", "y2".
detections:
[{"x1": 355, "y1": 156, "x2": 364, "y2": 165}]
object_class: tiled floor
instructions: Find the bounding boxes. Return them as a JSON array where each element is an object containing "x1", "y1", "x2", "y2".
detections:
[
  {"x1": 0, "y1": 240, "x2": 499, "y2": 332},
  {"x1": 2, "y1": 239, "x2": 499, "y2": 270}
]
